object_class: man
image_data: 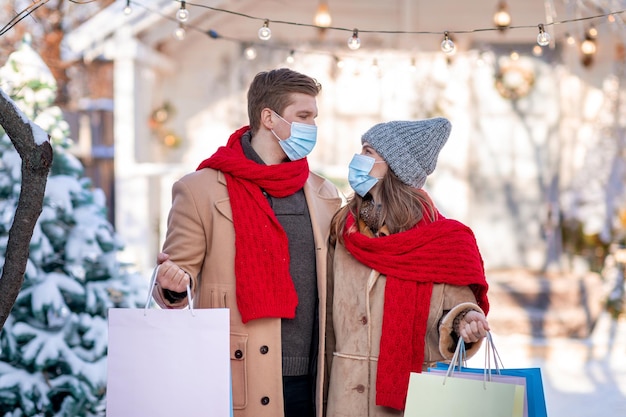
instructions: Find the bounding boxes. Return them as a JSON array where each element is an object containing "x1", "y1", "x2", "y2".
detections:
[{"x1": 152, "y1": 68, "x2": 343, "y2": 417}]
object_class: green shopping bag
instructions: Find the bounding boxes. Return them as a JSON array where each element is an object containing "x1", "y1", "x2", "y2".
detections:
[
  {"x1": 404, "y1": 334, "x2": 525, "y2": 417},
  {"x1": 429, "y1": 332, "x2": 547, "y2": 417},
  {"x1": 404, "y1": 372, "x2": 525, "y2": 417}
]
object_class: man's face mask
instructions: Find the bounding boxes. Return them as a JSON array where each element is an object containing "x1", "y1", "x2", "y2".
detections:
[{"x1": 271, "y1": 111, "x2": 318, "y2": 161}]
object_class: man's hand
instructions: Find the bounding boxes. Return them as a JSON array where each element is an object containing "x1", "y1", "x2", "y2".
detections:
[{"x1": 156, "y1": 252, "x2": 190, "y2": 293}]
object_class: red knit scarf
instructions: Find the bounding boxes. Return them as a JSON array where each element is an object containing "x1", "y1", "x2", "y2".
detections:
[
  {"x1": 196, "y1": 126, "x2": 310, "y2": 323},
  {"x1": 342, "y1": 213, "x2": 489, "y2": 410}
]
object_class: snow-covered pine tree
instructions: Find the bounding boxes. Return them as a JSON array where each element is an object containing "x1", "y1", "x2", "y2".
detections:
[{"x1": 0, "y1": 36, "x2": 146, "y2": 416}]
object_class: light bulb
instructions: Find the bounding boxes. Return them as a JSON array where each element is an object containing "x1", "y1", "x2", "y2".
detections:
[
  {"x1": 174, "y1": 25, "x2": 186, "y2": 40},
  {"x1": 581, "y1": 38, "x2": 597, "y2": 55},
  {"x1": 441, "y1": 32, "x2": 456, "y2": 55},
  {"x1": 258, "y1": 20, "x2": 272, "y2": 41},
  {"x1": 244, "y1": 46, "x2": 257, "y2": 60},
  {"x1": 314, "y1": 2, "x2": 332, "y2": 28},
  {"x1": 348, "y1": 29, "x2": 360, "y2": 50},
  {"x1": 177, "y1": 8, "x2": 189, "y2": 23},
  {"x1": 537, "y1": 24, "x2": 550, "y2": 46},
  {"x1": 493, "y1": 1, "x2": 511, "y2": 30},
  {"x1": 123, "y1": 0, "x2": 132, "y2": 15},
  {"x1": 286, "y1": 52, "x2": 295, "y2": 64}
]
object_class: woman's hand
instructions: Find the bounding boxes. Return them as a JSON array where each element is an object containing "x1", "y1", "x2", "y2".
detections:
[
  {"x1": 457, "y1": 310, "x2": 490, "y2": 343},
  {"x1": 155, "y1": 252, "x2": 190, "y2": 293}
]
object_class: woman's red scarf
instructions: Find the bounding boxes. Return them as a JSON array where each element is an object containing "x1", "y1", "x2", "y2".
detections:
[
  {"x1": 196, "y1": 126, "x2": 310, "y2": 323},
  {"x1": 342, "y1": 212, "x2": 489, "y2": 410}
]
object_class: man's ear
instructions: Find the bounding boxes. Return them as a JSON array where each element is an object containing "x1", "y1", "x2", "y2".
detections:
[{"x1": 260, "y1": 108, "x2": 274, "y2": 130}]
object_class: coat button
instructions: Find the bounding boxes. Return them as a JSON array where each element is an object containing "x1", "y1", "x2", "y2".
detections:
[
  {"x1": 355, "y1": 384, "x2": 365, "y2": 393},
  {"x1": 261, "y1": 396, "x2": 270, "y2": 405},
  {"x1": 360, "y1": 316, "x2": 368, "y2": 325},
  {"x1": 234, "y1": 349, "x2": 243, "y2": 359},
  {"x1": 260, "y1": 345, "x2": 269, "y2": 354}
]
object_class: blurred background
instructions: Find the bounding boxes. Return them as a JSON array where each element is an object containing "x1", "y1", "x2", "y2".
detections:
[{"x1": 1, "y1": 0, "x2": 626, "y2": 415}]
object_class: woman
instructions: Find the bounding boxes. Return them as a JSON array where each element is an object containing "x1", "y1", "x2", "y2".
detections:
[{"x1": 325, "y1": 118, "x2": 490, "y2": 416}]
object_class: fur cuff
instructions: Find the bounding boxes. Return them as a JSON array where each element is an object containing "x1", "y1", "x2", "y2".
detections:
[{"x1": 438, "y1": 302, "x2": 485, "y2": 360}]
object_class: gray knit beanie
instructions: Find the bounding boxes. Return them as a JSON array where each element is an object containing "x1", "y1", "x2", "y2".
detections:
[{"x1": 361, "y1": 117, "x2": 451, "y2": 188}]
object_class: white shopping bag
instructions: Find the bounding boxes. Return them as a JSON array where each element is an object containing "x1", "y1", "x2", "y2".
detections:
[{"x1": 106, "y1": 268, "x2": 230, "y2": 417}]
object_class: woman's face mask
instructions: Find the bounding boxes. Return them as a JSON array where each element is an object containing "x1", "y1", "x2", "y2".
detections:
[
  {"x1": 271, "y1": 111, "x2": 317, "y2": 161},
  {"x1": 348, "y1": 154, "x2": 384, "y2": 197}
]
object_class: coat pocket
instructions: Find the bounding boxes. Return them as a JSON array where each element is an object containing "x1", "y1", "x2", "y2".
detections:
[{"x1": 230, "y1": 333, "x2": 248, "y2": 409}]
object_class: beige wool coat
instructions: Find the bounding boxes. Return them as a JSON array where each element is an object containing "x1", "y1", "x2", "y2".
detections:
[
  {"x1": 153, "y1": 167, "x2": 342, "y2": 417},
  {"x1": 325, "y1": 241, "x2": 485, "y2": 417}
]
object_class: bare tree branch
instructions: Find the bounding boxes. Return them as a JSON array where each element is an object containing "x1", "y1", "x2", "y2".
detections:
[
  {"x1": 0, "y1": 89, "x2": 53, "y2": 331},
  {"x1": 0, "y1": 0, "x2": 50, "y2": 37}
]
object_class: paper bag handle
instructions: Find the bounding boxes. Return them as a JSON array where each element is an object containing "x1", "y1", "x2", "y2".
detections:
[
  {"x1": 445, "y1": 331, "x2": 504, "y2": 387},
  {"x1": 144, "y1": 264, "x2": 194, "y2": 315}
]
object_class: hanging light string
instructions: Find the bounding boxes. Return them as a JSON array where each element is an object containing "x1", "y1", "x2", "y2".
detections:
[
  {"x1": 122, "y1": 0, "x2": 626, "y2": 60},
  {"x1": 183, "y1": 0, "x2": 626, "y2": 37},
  {"x1": 2, "y1": 0, "x2": 625, "y2": 45}
]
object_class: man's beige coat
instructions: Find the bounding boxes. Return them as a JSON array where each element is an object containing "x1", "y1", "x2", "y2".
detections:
[{"x1": 153, "y1": 168, "x2": 342, "y2": 417}]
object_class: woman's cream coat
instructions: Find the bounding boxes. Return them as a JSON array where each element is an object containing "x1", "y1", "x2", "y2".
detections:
[
  {"x1": 153, "y1": 167, "x2": 342, "y2": 417},
  {"x1": 325, "y1": 240, "x2": 484, "y2": 417}
]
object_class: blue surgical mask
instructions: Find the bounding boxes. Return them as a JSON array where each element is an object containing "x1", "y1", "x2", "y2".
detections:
[
  {"x1": 271, "y1": 111, "x2": 317, "y2": 161},
  {"x1": 348, "y1": 154, "x2": 384, "y2": 197}
]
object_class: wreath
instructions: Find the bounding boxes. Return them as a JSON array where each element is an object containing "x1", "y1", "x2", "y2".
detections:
[{"x1": 494, "y1": 62, "x2": 535, "y2": 100}]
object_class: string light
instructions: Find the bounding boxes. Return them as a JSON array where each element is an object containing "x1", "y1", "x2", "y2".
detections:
[
  {"x1": 174, "y1": 23, "x2": 186, "y2": 40},
  {"x1": 441, "y1": 32, "x2": 456, "y2": 54},
  {"x1": 244, "y1": 45, "x2": 257, "y2": 60},
  {"x1": 536, "y1": 24, "x2": 551, "y2": 46},
  {"x1": 115, "y1": 1, "x2": 626, "y2": 59},
  {"x1": 176, "y1": 0, "x2": 189, "y2": 23},
  {"x1": 258, "y1": 20, "x2": 272, "y2": 41},
  {"x1": 286, "y1": 50, "x2": 295, "y2": 64},
  {"x1": 493, "y1": 1, "x2": 511, "y2": 31},
  {"x1": 581, "y1": 36, "x2": 597, "y2": 55},
  {"x1": 580, "y1": 25, "x2": 598, "y2": 67},
  {"x1": 314, "y1": 1, "x2": 332, "y2": 28},
  {"x1": 123, "y1": 0, "x2": 132, "y2": 15},
  {"x1": 347, "y1": 29, "x2": 361, "y2": 50}
]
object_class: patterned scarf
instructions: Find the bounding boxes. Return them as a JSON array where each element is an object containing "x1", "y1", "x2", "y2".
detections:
[
  {"x1": 197, "y1": 126, "x2": 310, "y2": 323},
  {"x1": 342, "y1": 213, "x2": 489, "y2": 410}
]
